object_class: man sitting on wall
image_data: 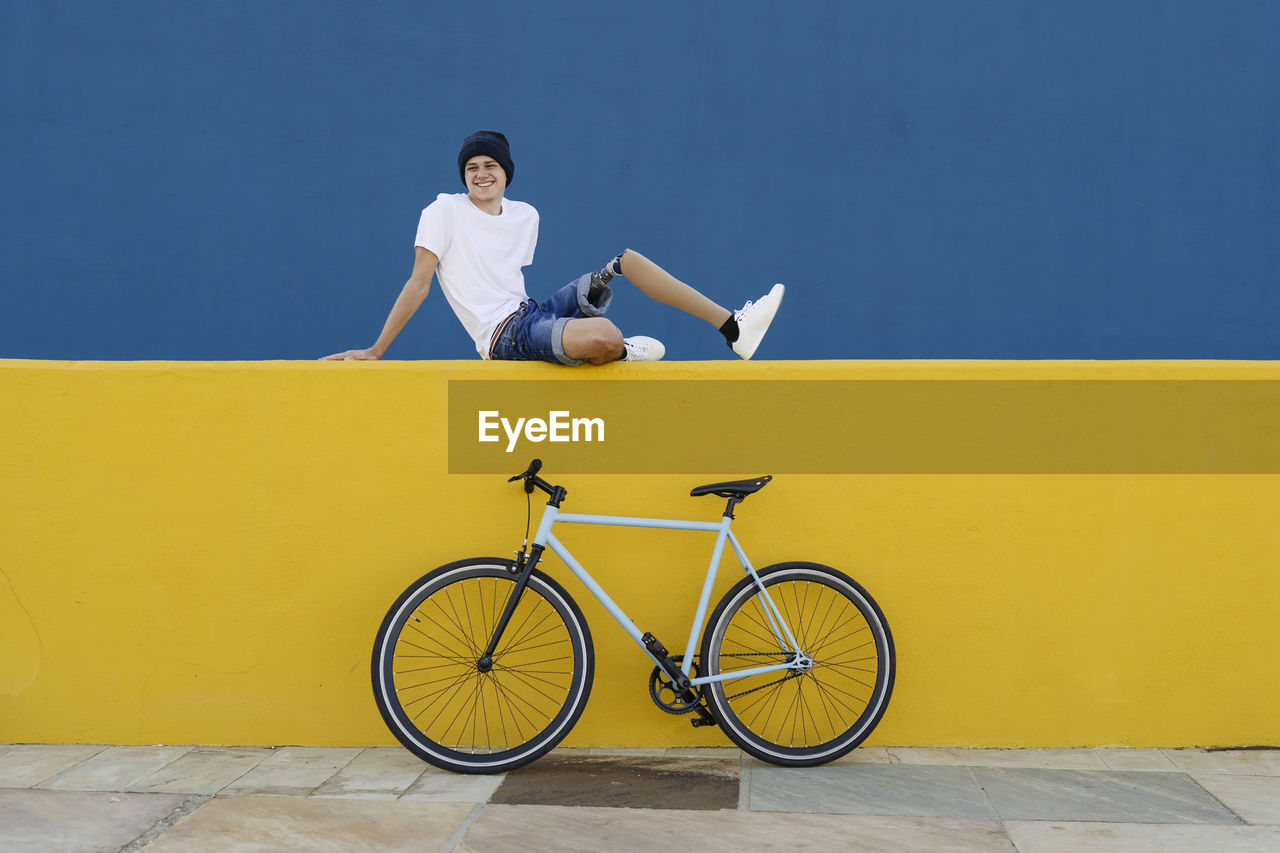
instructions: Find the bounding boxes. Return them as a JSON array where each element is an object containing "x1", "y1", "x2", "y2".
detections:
[{"x1": 323, "y1": 130, "x2": 784, "y2": 364}]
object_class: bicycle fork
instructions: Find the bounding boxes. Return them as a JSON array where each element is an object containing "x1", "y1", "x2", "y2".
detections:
[{"x1": 476, "y1": 543, "x2": 544, "y2": 673}]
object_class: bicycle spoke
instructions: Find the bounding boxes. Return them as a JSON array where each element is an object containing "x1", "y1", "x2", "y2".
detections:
[
  {"x1": 488, "y1": 674, "x2": 529, "y2": 749},
  {"x1": 408, "y1": 604, "x2": 481, "y2": 659},
  {"x1": 728, "y1": 596, "x2": 790, "y2": 652},
  {"x1": 806, "y1": 671, "x2": 874, "y2": 713},
  {"x1": 490, "y1": 660, "x2": 572, "y2": 705},
  {"x1": 462, "y1": 673, "x2": 487, "y2": 753},
  {"x1": 808, "y1": 622, "x2": 872, "y2": 659},
  {"x1": 438, "y1": 583, "x2": 481, "y2": 660},
  {"x1": 395, "y1": 667, "x2": 475, "y2": 698},
  {"x1": 804, "y1": 589, "x2": 853, "y2": 654},
  {"x1": 813, "y1": 652, "x2": 879, "y2": 674},
  {"x1": 490, "y1": 678, "x2": 551, "y2": 732},
  {"x1": 426, "y1": 670, "x2": 484, "y2": 746},
  {"x1": 499, "y1": 609, "x2": 568, "y2": 658},
  {"x1": 430, "y1": 589, "x2": 485, "y2": 659},
  {"x1": 495, "y1": 598, "x2": 549, "y2": 653}
]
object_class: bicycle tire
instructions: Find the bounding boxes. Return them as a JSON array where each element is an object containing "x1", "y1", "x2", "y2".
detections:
[
  {"x1": 372, "y1": 558, "x2": 594, "y2": 774},
  {"x1": 700, "y1": 562, "x2": 894, "y2": 766}
]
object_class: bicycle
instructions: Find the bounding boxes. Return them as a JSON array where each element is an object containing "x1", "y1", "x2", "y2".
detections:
[{"x1": 371, "y1": 459, "x2": 895, "y2": 774}]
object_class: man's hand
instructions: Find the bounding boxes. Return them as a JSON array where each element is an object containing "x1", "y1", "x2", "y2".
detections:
[
  {"x1": 320, "y1": 348, "x2": 380, "y2": 361},
  {"x1": 320, "y1": 247, "x2": 439, "y2": 363}
]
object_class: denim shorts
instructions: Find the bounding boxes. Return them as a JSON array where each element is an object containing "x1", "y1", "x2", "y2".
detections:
[{"x1": 489, "y1": 273, "x2": 614, "y2": 365}]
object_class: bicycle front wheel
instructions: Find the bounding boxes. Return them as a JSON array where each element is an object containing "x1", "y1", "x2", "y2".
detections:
[
  {"x1": 372, "y1": 558, "x2": 594, "y2": 774},
  {"x1": 700, "y1": 562, "x2": 894, "y2": 766}
]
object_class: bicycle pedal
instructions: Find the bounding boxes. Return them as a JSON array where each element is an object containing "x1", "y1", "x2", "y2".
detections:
[
  {"x1": 641, "y1": 632, "x2": 668, "y2": 659},
  {"x1": 690, "y1": 706, "x2": 718, "y2": 729}
]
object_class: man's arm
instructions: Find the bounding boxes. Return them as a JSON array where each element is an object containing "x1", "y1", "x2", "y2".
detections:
[{"x1": 322, "y1": 247, "x2": 440, "y2": 360}]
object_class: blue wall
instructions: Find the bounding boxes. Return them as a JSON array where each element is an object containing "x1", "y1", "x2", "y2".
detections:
[{"x1": 2, "y1": 1, "x2": 1277, "y2": 360}]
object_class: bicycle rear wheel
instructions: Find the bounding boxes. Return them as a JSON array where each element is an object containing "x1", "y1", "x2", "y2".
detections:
[
  {"x1": 372, "y1": 558, "x2": 594, "y2": 773},
  {"x1": 700, "y1": 562, "x2": 894, "y2": 766}
]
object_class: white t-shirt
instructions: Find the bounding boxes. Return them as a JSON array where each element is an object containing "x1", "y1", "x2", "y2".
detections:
[{"x1": 414, "y1": 193, "x2": 539, "y2": 357}]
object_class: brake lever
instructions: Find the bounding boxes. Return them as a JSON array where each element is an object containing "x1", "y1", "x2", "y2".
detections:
[{"x1": 508, "y1": 458, "x2": 543, "y2": 485}]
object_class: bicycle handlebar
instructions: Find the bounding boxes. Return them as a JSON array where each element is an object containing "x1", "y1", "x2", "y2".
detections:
[{"x1": 509, "y1": 458, "x2": 559, "y2": 499}]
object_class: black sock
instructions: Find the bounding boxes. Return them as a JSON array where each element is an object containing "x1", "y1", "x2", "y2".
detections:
[{"x1": 719, "y1": 316, "x2": 740, "y2": 344}]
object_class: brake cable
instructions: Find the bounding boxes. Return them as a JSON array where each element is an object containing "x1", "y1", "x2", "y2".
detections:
[{"x1": 523, "y1": 484, "x2": 532, "y2": 552}]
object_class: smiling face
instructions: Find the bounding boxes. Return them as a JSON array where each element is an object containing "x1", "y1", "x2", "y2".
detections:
[{"x1": 464, "y1": 155, "x2": 507, "y2": 211}]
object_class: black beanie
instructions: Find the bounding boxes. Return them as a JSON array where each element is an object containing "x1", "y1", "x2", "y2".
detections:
[{"x1": 458, "y1": 130, "x2": 514, "y2": 187}]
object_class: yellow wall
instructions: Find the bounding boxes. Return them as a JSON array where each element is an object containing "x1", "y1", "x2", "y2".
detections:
[{"x1": 2, "y1": 359, "x2": 1278, "y2": 749}]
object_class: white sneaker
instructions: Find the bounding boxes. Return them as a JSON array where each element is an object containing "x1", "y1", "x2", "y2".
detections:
[
  {"x1": 623, "y1": 335, "x2": 665, "y2": 361},
  {"x1": 731, "y1": 283, "x2": 785, "y2": 359}
]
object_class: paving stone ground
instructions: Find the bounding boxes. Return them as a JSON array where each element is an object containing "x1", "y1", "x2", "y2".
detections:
[{"x1": 2, "y1": 744, "x2": 1279, "y2": 852}]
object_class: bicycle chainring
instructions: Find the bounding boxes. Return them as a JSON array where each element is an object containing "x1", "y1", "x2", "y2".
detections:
[{"x1": 648, "y1": 656, "x2": 702, "y2": 715}]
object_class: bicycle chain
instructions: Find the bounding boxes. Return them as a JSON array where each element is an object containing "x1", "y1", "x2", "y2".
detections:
[{"x1": 718, "y1": 653, "x2": 802, "y2": 702}]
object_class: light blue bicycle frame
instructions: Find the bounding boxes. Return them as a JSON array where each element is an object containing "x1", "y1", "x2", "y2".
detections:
[{"x1": 531, "y1": 504, "x2": 805, "y2": 686}]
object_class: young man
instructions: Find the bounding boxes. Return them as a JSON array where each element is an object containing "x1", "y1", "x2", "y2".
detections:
[{"x1": 323, "y1": 130, "x2": 783, "y2": 364}]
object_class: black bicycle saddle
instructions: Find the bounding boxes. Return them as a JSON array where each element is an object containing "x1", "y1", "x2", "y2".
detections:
[{"x1": 690, "y1": 476, "x2": 772, "y2": 499}]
